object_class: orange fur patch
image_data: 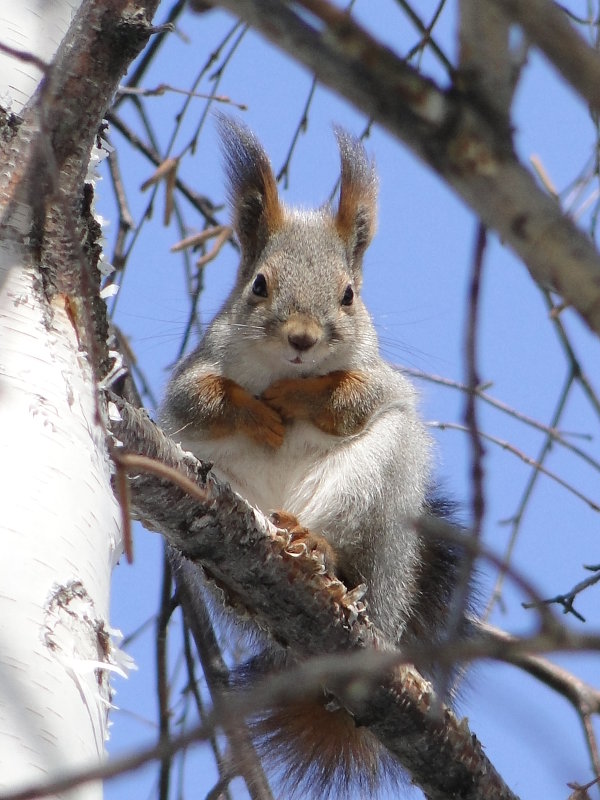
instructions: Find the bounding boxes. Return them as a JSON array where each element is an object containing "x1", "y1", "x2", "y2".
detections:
[
  {"x1": 253, "y1": 696, "x2": 388, "y2": 797},
  {"x1": 257, "y1": 160, "x2": 284, "y2": 235},
  {"x1": 197, "y1": 374, "x2": 284, "y2": 447},
  {"x1": 263, "y1": 370, "x2": 369, "y2": 436}
]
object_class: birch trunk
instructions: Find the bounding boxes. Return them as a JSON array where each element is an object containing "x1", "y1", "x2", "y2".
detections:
[
  {"x1": 0, "y1": 1, "x2": 130, "y2": 796},
  {"x1": 0, "y1": 251, "x2": 121, "y2": 799}
]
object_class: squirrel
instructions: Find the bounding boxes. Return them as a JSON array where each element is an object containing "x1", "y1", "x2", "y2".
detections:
[{"x1": 161, "y1": 117, "x2": 467, "y2": 798}]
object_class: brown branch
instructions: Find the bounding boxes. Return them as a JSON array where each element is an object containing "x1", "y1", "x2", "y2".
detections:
[
  {"x1": 404, "y1": 368, "x2": 600, "y2": 474},
  {"x1": 181, "y1": 622, "x2": 235, "y2": 800},
  {"x1": 429, "y1": 420, "x2": 600, "y2": 511},
  {"x1": 464, "y1": 224, "x2": 487, "y2": 538},
  {"x1": 115, "y1": 0, "x2": 187, "y2": 105},
  {"x1": 108, "y1": 393, "x2": 519, "y2": 800},
  {"x1": 0, "y1": 41, "x2": 49, "y2": 72},
  {"x1": 479, "y1": 622, "x2": 600, "y2": 713},
  {"x1": 106, "y1": 146, "x2": 135, "y2": 273},
  {"x1": 523, "y1": 565, "x2": 600, "y2": 623},
  {"x1": 395, "y1": 0, "x2": 454, "y2": 75},
  {"x1": 480, "y1": 622, "x2": 600, "y2": 781},
  {"x1": 105, "y1": 110, "x2": 219, "y2": 224},
  {"x1": 542, "y1": 290, "x2": 600, "y2": 418},
  {"x1": 490, "y1": 0, "x2": 600, "y2": 115},
  {"x1": 486, "y1": 367, "x2": 577, "y2": 615},
  {"x1": 209, "y1": 0, "x2": 600, "y2": 338},
  {"x1": 173, "y1": 554, "x2": 275, "y2": 800},
  {"x1": 156, "y1": 550, "x2": 175, "y2": 800},
  {"x1": 458, "y1": 1, "x2": 515, "y2": 118},
  {"x1": 441, "y1": 224, "x2": 486, "y2": 693}
]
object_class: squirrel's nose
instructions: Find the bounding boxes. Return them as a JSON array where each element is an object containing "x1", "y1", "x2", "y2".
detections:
[{"x1": 288, "y1": 331, "x2": 318, "y2": 352}]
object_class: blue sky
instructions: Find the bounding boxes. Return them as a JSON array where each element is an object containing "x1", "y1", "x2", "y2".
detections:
[{"x1": 103, "y1": 3, "x2": 600, "y2": 798}]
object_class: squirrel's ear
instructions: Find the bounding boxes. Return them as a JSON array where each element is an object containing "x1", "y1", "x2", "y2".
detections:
[
  {"x1": 334, "y1": 129, "x2": 378, "y2": 277},
  {"x1": 218, "y1": 115, "x2": 283, "y2": 268}
]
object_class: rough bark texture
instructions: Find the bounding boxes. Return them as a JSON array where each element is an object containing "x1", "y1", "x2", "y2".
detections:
[
  {"x1": 0, "y1": 0, "x2": 160, "y2": 794},
  {"x1": 109, "y1": 394, "x2": 519, "y2": 800}
]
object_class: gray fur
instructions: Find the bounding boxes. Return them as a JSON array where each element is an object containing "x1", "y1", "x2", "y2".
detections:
[{"x1": 161, "y1": 119, "x2": 459, "y2": 797}]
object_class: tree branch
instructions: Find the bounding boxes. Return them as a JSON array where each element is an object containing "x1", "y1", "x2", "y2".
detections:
[
  {"x1": 108, "y1": 393, "x2": 518, "y2": 800},
  {"x1": 490, "y1": 0, "x2": 600, "y2": 115},
  {"x1": 458, "y1": 1, "x2": 515, "y2": 119},
  {"x1": 173, "y1": 553, "x2": 275, "y2": 800}
]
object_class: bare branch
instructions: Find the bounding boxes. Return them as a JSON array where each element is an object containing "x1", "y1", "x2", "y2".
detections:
[
  {"x1": 490, "y1": 0, "x2": 600, "y2": 115},
  {"x1": 523, "y1": 565, "x2": 600, "y2": 622},
  {"x1": 156, "y1": 551, "x2": 176, "y2": 800},
  {"x1": 486, "y1": 367, "x2": 577, "y2": 614},
  {"x1": 209, "y1": 0, "x2": 600, "y2": 337},
  {"x1": 108, "y1": 393, "x2": 519, "y2": 800},
  {"x1": 0, "y1": 41, "x2": 49, "y2": 73},
  {"x1": 106, "y1": 110, "x2": 219, "y2": 224},
  {"x1": 429, "y1": 420, "x2": 600, "y2": 511},
  {"x1": 404, "y1": 368, "x2": 600, "y2": 474},
  {"x1": 395, "y1": 0, "x2": 454, "y2": 75},
  {"x1": 458, "y1": 1, "x2": 515, "y2": 118},
  {"x1": 480, "y1": 622, "x2": 600, "y2": 781},
  {"x1": 464, "y1": 224, "x2": 487, "y2": 537},
  {"x1": 174, "y1": 554, "x2": 275, "y2": 800}
]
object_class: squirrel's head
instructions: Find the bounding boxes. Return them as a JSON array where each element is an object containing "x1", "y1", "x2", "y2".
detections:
[{"x1": 218, "y1": 116, "x2": 378, "y2": 375}]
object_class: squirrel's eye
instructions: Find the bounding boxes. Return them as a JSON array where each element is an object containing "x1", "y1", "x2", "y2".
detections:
[
  {"x1": 341, "y1": 284, "x2": 354, "y2": 306},
  {"x1": 251, "y1": 273, "x2": 268, "y2": 298}
]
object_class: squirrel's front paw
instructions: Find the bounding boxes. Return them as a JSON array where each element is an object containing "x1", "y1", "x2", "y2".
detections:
[
  {"x1": 262, "y1": 377, "x2": 312, "y2": 421},
  {"x1": 242, "y1": 397, "x2": 285, "y2": 448},
  {"x1": 271, "y1": 511, "x2": 338, "y2": 575}
]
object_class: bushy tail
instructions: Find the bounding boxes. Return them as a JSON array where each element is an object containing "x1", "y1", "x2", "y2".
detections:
[{"x1": 242, "y1": 678, "x2": 402, "y2": 800}]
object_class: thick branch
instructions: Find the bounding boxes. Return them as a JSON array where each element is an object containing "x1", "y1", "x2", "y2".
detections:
[
  {"x1": 490, "y1": 0, "x2": 600, "y2": 115},
  {"x1": 108, "y1": 394, "x2": 518, "y2": 800},
  {"x1": 459, "y1": 1, "x2": 514, "y2": 119},
  {"x1": 210, "y1": 0, "x2": 600, "y2": 338}
]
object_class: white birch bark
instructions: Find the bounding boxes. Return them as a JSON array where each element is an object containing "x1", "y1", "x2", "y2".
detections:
[
  {"x1": 0, "y1": 1, "x2": 122, "y2": 796},
  {"x1": 0, "y1": 0, "x2": 80, "y2": 114}
]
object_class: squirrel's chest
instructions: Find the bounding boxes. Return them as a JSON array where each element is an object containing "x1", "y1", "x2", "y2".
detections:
[{"x1": 191, "y1": 422, "x2": 336, "y2": 514}]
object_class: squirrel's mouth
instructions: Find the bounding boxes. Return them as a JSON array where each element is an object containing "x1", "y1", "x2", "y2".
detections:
[{"x1": 289, "y1": 356, "x2": 303, "y2": 365}]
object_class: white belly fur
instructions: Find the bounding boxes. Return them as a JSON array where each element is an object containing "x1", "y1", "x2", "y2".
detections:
[{"x1": 182, "y1": 421, "x2": 338, "y2": 520}]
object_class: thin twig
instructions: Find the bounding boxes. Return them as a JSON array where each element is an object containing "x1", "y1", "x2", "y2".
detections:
[
  {"x1": 0, "y1": 41, "x2": 49, "y2": 72},
  {"x1": 398, "y1": 0, "x2": 454, "y2": 74},
  {"x1": 174, "y1": 555, "x2": 275, "y2": 800},
  {"x1": 106, "y1": 111, "x2": 218, "y2": 223},
  {"x1": 486, "y1": 368, "x2": 576, "y2": 615},
  {"x1": 115, "y1": 0, "x2": 188, "y2": 107},
  {"x1": 543, "y1": 290, "x2": 600, "y2": 418},
  {"x1": 480, "y1": 622, "x2": 600, "y2": 781},
  {"x1": 465, "y1": 223, "x2": 487, "y2": 539},
  {"x1": 441, "y1": 224, "x2": 487, "y2": 691},
  {"x1": 522, "y1": 565, "x2": 600, "y2": 622},
  {"x1": 181, "y1": 622, "x2": 234, "y2": 800},
  {"x1": 157, "y1": 551, "x2": 175, "y2": 800},
  {"x1": 106, "y1": 146, "x2": 135, "y2": 273},
  {"x1": 276, "y1": 77, "x2": 318, "y2": 187},
  {"x1": 429, "y1": 420, "x2": 600, "y2": 511},
  {"x1": 403, "y1": 368, "x2": 600, "y2": 472}
]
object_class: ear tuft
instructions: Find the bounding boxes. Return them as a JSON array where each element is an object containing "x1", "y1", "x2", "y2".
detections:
[
  {"x1": 217, "y1": 115, "x2": 283, "y2": 266},
  {"x1": 334, "y1": 129, "x2": 378, "y2": 276}
]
